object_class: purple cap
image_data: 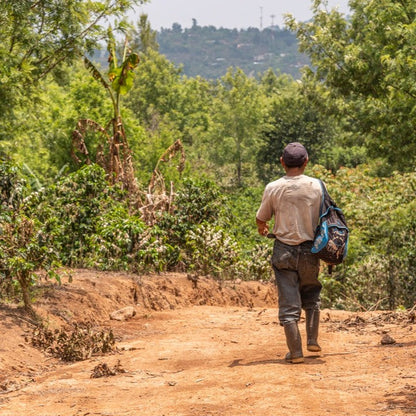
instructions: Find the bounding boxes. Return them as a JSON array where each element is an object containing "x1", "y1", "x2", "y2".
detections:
[{"x1": 282, "y1": 142, "x2": 308, "y2": 167}]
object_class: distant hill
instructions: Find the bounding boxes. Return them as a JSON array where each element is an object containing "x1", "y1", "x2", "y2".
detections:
[{"x1": 156, "y1": 23, "x2": 309, "y2": 79}]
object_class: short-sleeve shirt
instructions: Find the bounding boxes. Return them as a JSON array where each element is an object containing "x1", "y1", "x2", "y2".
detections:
[{"x1": 256, "y1": 174, "x2": 322, "y2": 245}]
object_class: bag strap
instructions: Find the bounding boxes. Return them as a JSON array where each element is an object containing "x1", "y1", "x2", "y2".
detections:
[
  {"x1": 318, "y1": 179, "x2": 325, "y2": 216},
  {"x1": 317, "y1": 179, "x2": 334, "y2": 275}
]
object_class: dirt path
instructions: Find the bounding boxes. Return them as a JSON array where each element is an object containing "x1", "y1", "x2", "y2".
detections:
[{"x1": 0, "y1": 271, "x2": 415, "y2": 416}]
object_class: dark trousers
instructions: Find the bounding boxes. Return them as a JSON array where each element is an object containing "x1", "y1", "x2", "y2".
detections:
[{"x1": 271, "y1": 239, "x2": 321, "y2": 325}]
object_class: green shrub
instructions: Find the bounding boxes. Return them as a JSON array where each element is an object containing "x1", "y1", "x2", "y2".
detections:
[
  {"x1": 237, "y1": 243, "x2": 274, "y2": 281},
  {"x1": 84, "y1": 205, "x2": 146, "y2": 270},
  {"x1": 184, "y1": 223, "x2": 240, "y2": 278},
  {"x1": 0, "y1": 161, "x2": 60, "y2": 311}
]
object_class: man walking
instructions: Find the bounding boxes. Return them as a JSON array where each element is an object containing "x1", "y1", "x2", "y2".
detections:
[{"x1": 256, "y1": 142, "x2": 322, "y2": 363}]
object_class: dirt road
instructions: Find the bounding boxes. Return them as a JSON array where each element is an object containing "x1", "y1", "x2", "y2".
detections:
[{"x1": 0, "y1": 271, "x2": 415, "y2": 416}]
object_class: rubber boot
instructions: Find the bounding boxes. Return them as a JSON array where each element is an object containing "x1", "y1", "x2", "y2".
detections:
[
  {"x1": 305, "y1": 309, "x2": 321, "y2": 352},
  {"x1": 283, "y1": 321, "x2": 304, "y2": 363}
]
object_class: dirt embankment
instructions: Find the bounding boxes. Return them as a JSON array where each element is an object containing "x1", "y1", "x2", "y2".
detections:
[{"x1": 0, "y1": 270, "x2": 415, "y2": 416}]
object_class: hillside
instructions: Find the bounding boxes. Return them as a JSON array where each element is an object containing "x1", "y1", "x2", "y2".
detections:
[{"x1": 156, "y1": 23, "x2": 309, "y2": 79}]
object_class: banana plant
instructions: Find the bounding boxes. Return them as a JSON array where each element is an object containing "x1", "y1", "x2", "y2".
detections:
[{"x1": 72, "y1": 27, "x2": 140, "y2": 196}]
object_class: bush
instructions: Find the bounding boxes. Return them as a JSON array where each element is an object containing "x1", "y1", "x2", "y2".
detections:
[
  {"x1": 0, "y1": 161, "x2": 60, "y2": 311},
  {"x1": 317, "y1": 165, "x2": 416, "y2": 309},
  {"x1": 237, "y1": 243, "x2": 274, "y2": 282},
  {"x1": 184, "y1": 224, "x2": 240, "y2": 278}
]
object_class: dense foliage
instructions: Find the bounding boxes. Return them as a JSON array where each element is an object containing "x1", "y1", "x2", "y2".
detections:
[
  {"x1": 0, "y1": 0, "x2": 415, "y2": 312},
  {"x1": 0, "y1": 0, "x2": 145, "y2": 117},
  {"x1": 286, "y1": 0, "x2": 416, "y2": 171},
  {"x1": 312, "y1": 165, "x2": 416, "y2": 310}
]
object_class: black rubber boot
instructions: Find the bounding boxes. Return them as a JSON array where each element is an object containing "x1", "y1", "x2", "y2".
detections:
[
  {"x1": 283, "y1": 321, "x2": 304, "y2": 363},
  {"x1": 305, "y1": 309, "x2": 321, "y2": 352}
]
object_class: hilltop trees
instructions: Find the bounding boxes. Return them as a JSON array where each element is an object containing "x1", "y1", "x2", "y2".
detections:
[{"x1": 156, "y1": 22, "x2": 308, "y2": 79}]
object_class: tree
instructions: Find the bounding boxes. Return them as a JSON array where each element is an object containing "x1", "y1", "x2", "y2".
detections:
[
  {"x1": 172, "y1": 76, "x2": 215, "y2": 151},
  {"x1": 123, "y1": 49, "x2": 183, "y2": 128},
  {"x1": 122, "y1": 48, "x2": 217, "y2": 182},
  {"x1": 209, "y1": 68, "x2": 265, "y2": 187},
  {"x1": 1, "y1": 61, "x2": 117, "y2": 186},
  {"x1": 285, "y1": 0, "x2": 416, "y2": 171},
  {"x1": 132, "y1": 14, "x2": 159, "y2": 54},
  {"x1": 0, "y1": 1, "x2": 146, "y2": 117},
  {"x1": 256, "y1": 75, "x2": 358, "y2": 182}
]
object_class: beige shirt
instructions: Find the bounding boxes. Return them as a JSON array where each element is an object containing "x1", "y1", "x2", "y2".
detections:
[{"x1": 256, "y1": 174, "x2": 322, "y2": 245}]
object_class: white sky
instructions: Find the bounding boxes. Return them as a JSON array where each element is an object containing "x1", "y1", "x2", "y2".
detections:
[{"x1": 134, "y1": 0, "x2": 350, "y2": 30}]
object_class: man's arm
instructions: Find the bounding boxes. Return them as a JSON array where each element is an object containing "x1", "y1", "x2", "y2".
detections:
[{"x1": 256, "y1": 217, "x2": 269, "y2": 236}]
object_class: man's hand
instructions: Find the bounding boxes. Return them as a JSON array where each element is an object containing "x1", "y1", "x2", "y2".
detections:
[{"x1": 256, "y1": 218, "x2": 269, "y2": 236}]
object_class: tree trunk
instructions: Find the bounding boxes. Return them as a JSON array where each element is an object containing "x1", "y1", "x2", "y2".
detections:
[{"x1": 19, "y1": 273, "x2": 34, "y2": 315}]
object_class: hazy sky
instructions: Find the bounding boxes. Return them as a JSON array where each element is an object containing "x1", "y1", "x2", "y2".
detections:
[{"x1": 135, "y1": 0, "x2": 350, "y2": 30}]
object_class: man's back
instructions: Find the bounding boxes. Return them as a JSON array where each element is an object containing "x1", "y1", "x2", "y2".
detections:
[{"x1": 256, "y1": 174, "x2": 321, "y2": 245}]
